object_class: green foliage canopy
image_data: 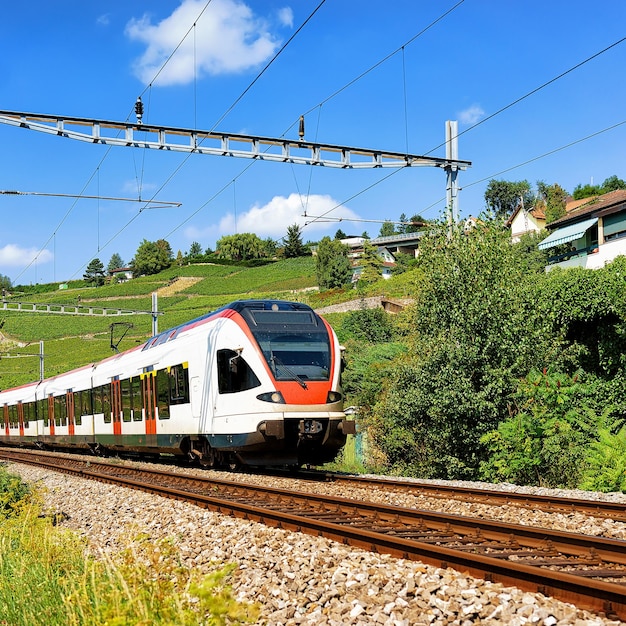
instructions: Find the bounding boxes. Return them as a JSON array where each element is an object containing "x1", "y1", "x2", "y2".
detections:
[
  {"x1": 131, "y1": 239, "x2": 173, "y2": 277},
  {"x1": 315, "y1": 237, "x2": 352, "y2": 289}
]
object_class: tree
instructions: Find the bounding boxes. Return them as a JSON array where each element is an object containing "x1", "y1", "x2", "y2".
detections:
[
  {"x1": 283, "y1": 224, "x2": 305, "y2": 258},
  {"x1": 601, "y1": 175, "x2": 626, "y2": 193},
  {"x1": 0, "y1": 274, "x2": 12, "y2": 293},
  {"x1": 83, "y1": 258, "x2": 105, "y2": 286},
  {"x1": 131, "y1": 239, "x2": 173, "y2": 277},
  {"x1": 106, "y1": 253, "x2": 124, "y2": 273},
  {"x1": 537, "y1": 181, "x2": 567, "y2": 224},
  {"x1": 378, "y1": 221, "x2": 396, "y2": 237},
  {"x1": 355, "y1": 242, "x2": 383, "y2": 288},
  {"x1": 176, "y1": 250, "x2": 184, "y2": 267},
  {"x1": 263, "y1": 237, "x2": 277, "y2": 258},
  {"x1": 572, "y1": 175, "x2": 626, "y2": 200},
  {"x1": 334, "y1": 228, "x2": 347, "y2": 240},
  {"x1": 216, "y1": 233, "x2": 266, "y2": 261},
  {"x1": 365, "y1": 222, "x2": 555, "y2": 478},
  {"x1": 188, "y1": 241, "x2": 203, "y2": 259},
  {"x1": 315, "y1": 237, "x2": 352, "y2": 289},
  {"x1": 484, "y1": 179, "x2": 533, "y2": 219}
]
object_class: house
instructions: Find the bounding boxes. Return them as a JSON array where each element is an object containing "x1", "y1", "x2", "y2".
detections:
[
  {"x1": 538, "y1": 189, "x2": 626, "y2": 270},
  {"x1": 108, "y1": 267, "x2": 133, "y2": 282},
  {"x1": 506, "y1": 204, "x2": 546, "y2": 242}
]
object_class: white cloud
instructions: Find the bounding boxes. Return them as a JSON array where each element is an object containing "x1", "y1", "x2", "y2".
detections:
[
  {"x1": 126, "y1": 0, "x2": 284, "y2": 86},
  {"x1": 458, "y1": 104, "x2": 485, "y2": 125},
  {"x1": 0, "y1": 244, "x2": 53, "y2": 268},
  {"x1": 184, "y1": 193, "x2": 361, "y2": 241},
  {"x1": 97, "y1": 13, "x2": 111, "y2": 27},
  {"x1": 277, "y1": 7, "x2": 294, "y2": 28}
]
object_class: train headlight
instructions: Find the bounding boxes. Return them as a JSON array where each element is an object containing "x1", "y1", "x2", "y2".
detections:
[
  {"x1": 257, "y1": 391, "x2": 285, "y2": 404},
  {"x1": 326, "y1": 391, "x2": 342, "y2": 403}
]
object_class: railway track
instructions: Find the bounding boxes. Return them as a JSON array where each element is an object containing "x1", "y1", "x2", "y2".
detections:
[
  {"x1": 319, "y1": 472, "x2": 626, "y2": 523},
  {"x1": 2, "y1": 448, "x2": 626, "y2": 619}
]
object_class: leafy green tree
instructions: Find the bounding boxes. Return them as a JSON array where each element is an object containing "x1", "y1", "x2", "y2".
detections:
[
  {"x1": 83, "y1": 258, "x2": 105, "y2": 286},
  {"x1": 355, "y1": 242, "x2": 383, "y2": 288},
  {"x1": 263, "y1": 237, "x2": 277, "y2": 258},
  {"x1": 283, "y1": 224, "x2": 305, "y2": 258},
  {"x1": 601, "y1": 174, "x2": 626, "y2": 193},
  {"x1": 315, "y1": 237, "x2": 352, "y2": 289},
  {"x1": 537, "y1": 181, "x2": 567, "y2": 224},
  {"x1": 572, "y1": 175, "x2": 626, "y2": 199},
  {"x1": 131, "y1": 239, "x2": 173, "y2": 277},
  {"x1": 188, "y1": 241, "x2": 203, "y2": 259},
  {"x1": 0, "y1": 274, "x2": 11, "y2": 292},
  {"x1": 216, "y1": 233, "x2": 266, "y2": 261},
  {"x1": 365, "y1": 222, "x2": 555, "y2": 478},
  {"x1": 176, "y1": 250, "x2": 184, "y2": 267},
  {"x1": 378, "y1": 221, "x2": 396, "y2": 237},
  {"x1": 106, "y1": 253, "x2": 125, "y2": 273},
  {"x1": 334, "y1": 228, "x2": 347, "y2": 240},
  {"x1": 484, "y1": 179, "x2": 533, "y2": 219}
]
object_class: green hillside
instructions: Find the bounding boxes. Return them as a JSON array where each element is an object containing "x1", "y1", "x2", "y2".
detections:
[{"x1": 0, "y1": 257, "x2": 325, "y2": 389}]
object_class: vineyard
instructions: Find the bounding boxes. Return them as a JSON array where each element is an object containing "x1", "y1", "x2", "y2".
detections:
[{"x1": 0, "y1": 256, "x2": 325, "y2": 388}]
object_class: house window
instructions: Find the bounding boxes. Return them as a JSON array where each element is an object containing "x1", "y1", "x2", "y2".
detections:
[{"x1": 603, "y1": 212, "x2": 626, "y2": 241}]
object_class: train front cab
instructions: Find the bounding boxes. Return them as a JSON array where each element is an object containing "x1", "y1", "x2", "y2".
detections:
[{"x1": 203, "y1": 302, "x2": 355, "y2": 467}]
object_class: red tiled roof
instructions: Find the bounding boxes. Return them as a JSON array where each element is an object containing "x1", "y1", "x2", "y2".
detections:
[{"x1": 550, "y1": 189, "x2": 626, "y2": 227}]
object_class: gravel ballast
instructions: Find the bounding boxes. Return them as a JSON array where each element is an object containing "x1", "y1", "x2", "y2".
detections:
[{"x1": 7, "y1": 462, "x2": 626, "y2": 626}]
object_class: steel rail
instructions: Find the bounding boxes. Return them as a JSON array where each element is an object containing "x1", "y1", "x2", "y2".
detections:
[
  {"x1": 315, "y1": 471, "x2": 626, "y2": 522},
  {"x1": 2, "y1": 449, "x2": 626, "y2": 619}
]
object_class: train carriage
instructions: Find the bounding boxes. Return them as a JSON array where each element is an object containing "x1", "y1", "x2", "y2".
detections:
[{"x1": 0, "y1": 300, "x2": 354, "y2": 468}]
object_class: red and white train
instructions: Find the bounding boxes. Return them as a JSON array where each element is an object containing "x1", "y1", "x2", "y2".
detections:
[{"x1": 0, "y1": 300, "x2": 354, "y2": 468}]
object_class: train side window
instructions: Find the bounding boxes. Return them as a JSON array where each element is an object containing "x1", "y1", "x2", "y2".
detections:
[
  {"x1": 156, "y1": 369, "x2": 170, "y2": 419},
  {"x1": 102, "y1": 386, "x2": 111, "y2": 423},
  {"x1": 169, "y1": 364, "x2": 190, "y2": 405},
  {"x1": 23, "y1": 401, "x2": 30, "y2": 426},
  {"x1": 121, "y1": 378, "x2": 132, "y2": 422},
  {"x1": 9, "y1": 404, "x2": 17, "y2": 429},
  {"x1": 54, "y1": 395, "x2": 67, "y2": 427},
  {"x1": 131, "y1": 377, "x2": 142, "y2": 421},
  {"x1": 38, "y1": 398, "x2": 48, "y2": 427},
  {"x1": 217, "y1": 349, "x2": 261, "y2": 394},
  {"x1": 74, "y1": 392, "x2": 82, "y2": 426}
]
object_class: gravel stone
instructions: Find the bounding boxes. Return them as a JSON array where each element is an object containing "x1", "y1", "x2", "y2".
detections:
[{"x1": 7, "y1": 461, "x2": 626, "y2": 626}]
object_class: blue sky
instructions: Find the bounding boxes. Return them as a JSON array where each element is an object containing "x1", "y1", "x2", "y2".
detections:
[{"x1": 1, "y1": 0, "x2": 625, "y2": 285}]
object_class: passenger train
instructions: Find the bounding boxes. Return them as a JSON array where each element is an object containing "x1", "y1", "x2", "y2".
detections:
[{"x1": 0, "y1": 300, "x2": 355, "y2": 468}]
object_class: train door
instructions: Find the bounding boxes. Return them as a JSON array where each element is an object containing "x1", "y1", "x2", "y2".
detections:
[
  {"x1": 110, "y1": 379, "x2": 122, "y2": 436},
  {"x1": 141, "y1": 372, "x2": 157, "y2": 435},
  {"x1": 17, "y1": 402, "x2": 24, "y2": 437},
  {"x1": 66, "y1": 391, "x2": 75, "y2": 437},
  {"x1": 47, "y1": 395, "x2": 55, "y2": 436},
  {"x1": 3, "y1": 404, "x2": 8, "y2": 436}
]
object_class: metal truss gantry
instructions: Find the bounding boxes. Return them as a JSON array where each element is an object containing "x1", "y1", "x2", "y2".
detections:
[{"x1": 0, "y1": 110, "x2": 470, "y2": 171}]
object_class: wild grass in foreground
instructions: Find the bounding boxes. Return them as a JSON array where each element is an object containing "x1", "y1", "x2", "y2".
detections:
[{"x1": 0, "y1": 464, "x2": 258, "y2": 626}]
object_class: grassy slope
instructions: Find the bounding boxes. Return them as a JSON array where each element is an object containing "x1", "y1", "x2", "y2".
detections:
[{"x1": 0, "y1": 256, "x2": 414, "y2": 389}]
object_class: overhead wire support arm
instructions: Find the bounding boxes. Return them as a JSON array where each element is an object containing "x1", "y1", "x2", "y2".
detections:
[{"x1": 0, "y1": 110, "x2": 472, "y2": 171}]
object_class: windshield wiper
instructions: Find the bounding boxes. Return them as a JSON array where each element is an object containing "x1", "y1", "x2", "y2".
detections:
[{"x1": 270, "y1": 354, "x2": 308, "y2": 389}]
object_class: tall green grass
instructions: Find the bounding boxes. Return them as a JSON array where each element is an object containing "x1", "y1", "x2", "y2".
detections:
[{"x1": 0, "y1": 465, "x2": 258, "y2": 625}]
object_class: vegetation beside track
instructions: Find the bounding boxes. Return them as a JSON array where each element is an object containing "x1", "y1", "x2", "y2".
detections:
[{"x1": 0, "y1": 464, "x2": 258, "y2": 626}]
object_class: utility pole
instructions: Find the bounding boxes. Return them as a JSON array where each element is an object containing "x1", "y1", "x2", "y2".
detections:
[
  {"x1": 445, "y1": 120, "x2": 460, "y2": 236},
  {"x1": 39, "y1": 340, "x2": 44, "y2": 381},
  {"x1": 152, "y1": 293, "x2": 159, "y2": 337}
]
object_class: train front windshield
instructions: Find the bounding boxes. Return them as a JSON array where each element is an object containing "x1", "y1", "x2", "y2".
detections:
[{"x1": 248, "y1": 310, "x2": 331, "y2": 382}]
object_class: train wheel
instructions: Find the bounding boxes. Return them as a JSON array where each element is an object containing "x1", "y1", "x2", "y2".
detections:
[{"x1": 198, "y1": 444, "x2": 216, "y2": 469}]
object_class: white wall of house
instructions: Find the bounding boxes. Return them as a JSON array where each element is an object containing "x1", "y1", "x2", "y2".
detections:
[{"x1": 510, "y1": 210, "x2": 544, "y2": 243}]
